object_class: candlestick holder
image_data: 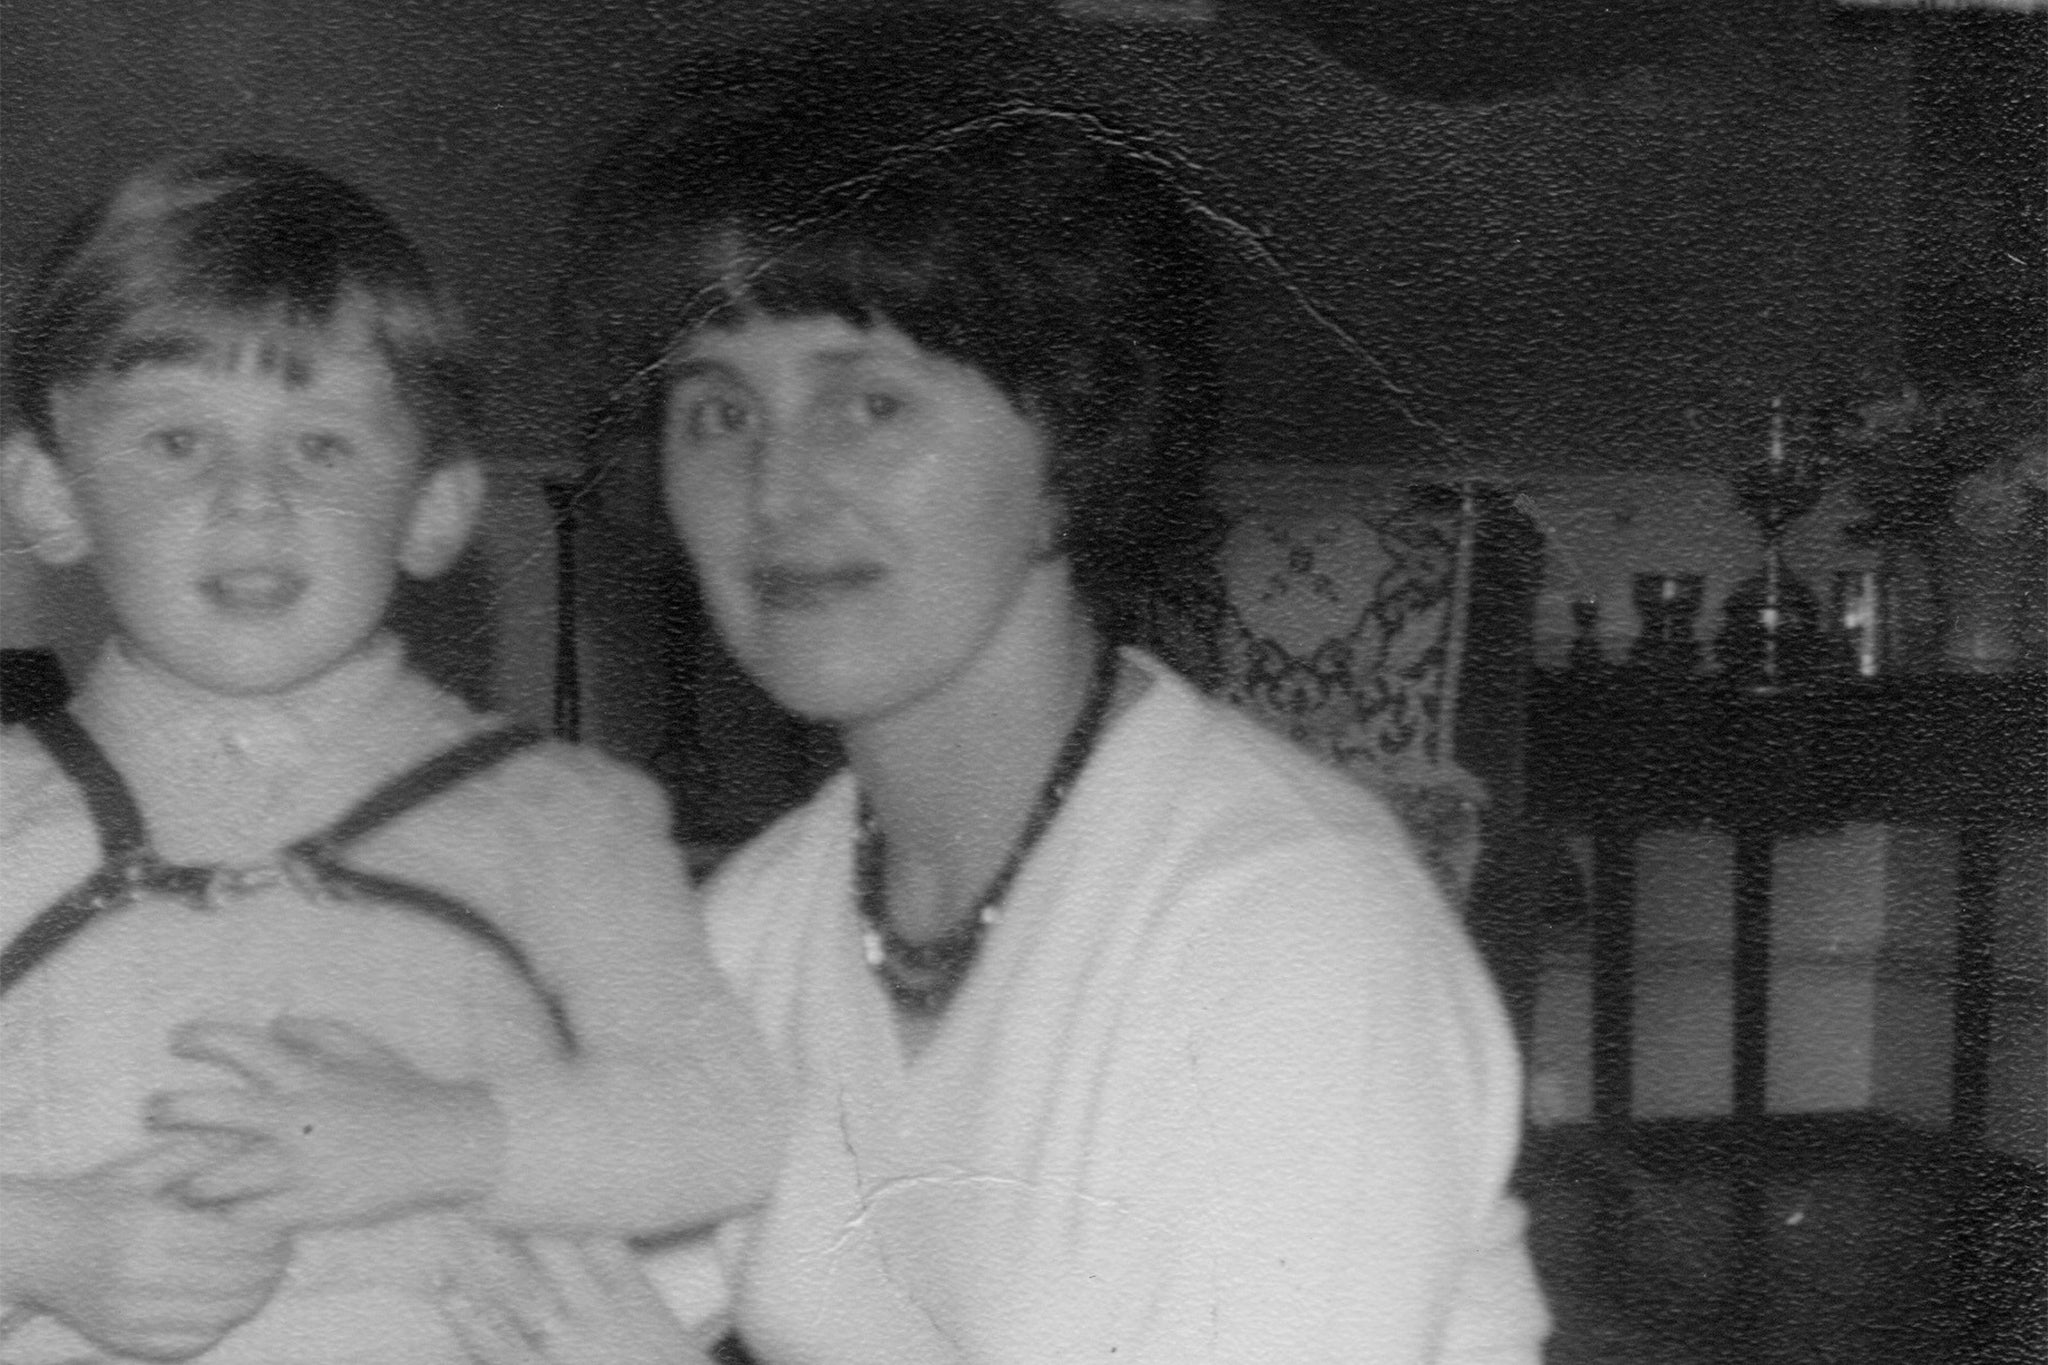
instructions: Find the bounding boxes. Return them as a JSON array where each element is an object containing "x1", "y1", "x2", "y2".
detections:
[{"x1": 1717, "y1": 397, "x2": 1829, "y2": 689}]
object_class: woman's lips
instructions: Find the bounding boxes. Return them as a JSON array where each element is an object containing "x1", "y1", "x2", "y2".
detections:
[
  {"x1": 750, "y1": 563, "x2": 883, "y2": 610},
  {"x1": 203, "y1": 569, "x2": 308, "y2": 614}
]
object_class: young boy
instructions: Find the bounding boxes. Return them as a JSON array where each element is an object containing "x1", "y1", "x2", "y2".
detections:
[{"x1": 0, "y1": 151, "x2": 783, "y2": 1364}]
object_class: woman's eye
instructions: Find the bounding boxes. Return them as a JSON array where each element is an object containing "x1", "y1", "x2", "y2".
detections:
[
  {"x1": 145, "y1": 429, "x2": 201, "y2": 461},
  {"x1": 687, "y1": 397, "x2": 751, "y2": 442},
  {"x1": 297, "y1": 433, "x2": 353, "y2": 467}
]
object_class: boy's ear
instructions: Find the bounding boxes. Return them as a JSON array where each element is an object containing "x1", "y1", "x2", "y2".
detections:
[
  {"x1": 399, "y1": 458, "x2": 485, "y2": 580},
  {"x1": 1, "y1": 430, "x2": 92, "y2": 566}
]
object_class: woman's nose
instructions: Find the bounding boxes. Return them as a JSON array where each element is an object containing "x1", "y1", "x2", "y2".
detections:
[{"x1": 750, "y1": 426, "x2": 836, "y2": 525}]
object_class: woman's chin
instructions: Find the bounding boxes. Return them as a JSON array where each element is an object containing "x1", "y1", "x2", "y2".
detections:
[
  {"x1": 748, "y1": 660, "x2": 876, "y2": 728},
  {"x1": 749, "y1": 654, "x2": 939, "y2": 733}
]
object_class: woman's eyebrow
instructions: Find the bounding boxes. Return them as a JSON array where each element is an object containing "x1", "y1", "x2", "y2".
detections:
[
  {"x1": 664, "y1": 341, "x2": 907, "y2": 384},
  {"x1": 809, "y1": 345, "x2": 922, "y2": 377}
]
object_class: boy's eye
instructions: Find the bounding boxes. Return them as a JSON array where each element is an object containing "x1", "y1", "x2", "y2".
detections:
[{"x1": 296, "y1": 433, "x2": 353, "y2": 466}]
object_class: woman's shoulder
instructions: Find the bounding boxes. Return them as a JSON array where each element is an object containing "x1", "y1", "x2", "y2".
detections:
[
  {"x1": 1100, "y1": 676, "x2": 1510, "y2": 1045},
  {"x1": 1091, "y1": 659, "x2": 1463, "y2": 954},
  {"x1": 1114, "y1": 657, "x2": 1417, "y2": 861}
]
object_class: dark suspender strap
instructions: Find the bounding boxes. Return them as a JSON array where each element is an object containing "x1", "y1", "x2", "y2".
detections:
[
  {"x1": 286, "y1": 856, "x2": 578, "y2": 1054},
  {"x1": 1, "y1": 718, "x2": 573, "y2": 1052},
  {"x1": 310, "y1": 726, "x2": 548, "y2": 851},
  {"x1": 286, "y1": 725, "x2": 576, "y2": 1053},
  {"x1": 0, "y1": 874, "x2": 127, "y2": 997},
  {"x1": 20, "y1": 710, "x2": 149, "y2": 863},
  {"x1": 2, "y1": 715, "x2": 215, "y2": 998}
]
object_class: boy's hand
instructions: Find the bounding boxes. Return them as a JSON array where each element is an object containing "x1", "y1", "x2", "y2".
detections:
[
  {"x1": 2, "y1": 1138, "x2": 289, "y2": 1361},
  {"x1": 146, "y1": 1015, "x2": 505, "y2": 1231}
]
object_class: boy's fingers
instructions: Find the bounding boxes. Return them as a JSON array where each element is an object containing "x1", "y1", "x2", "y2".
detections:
[
  {"x1": 174, "y1": 1146, "x2": 294, "y2": 1206},
  {"x1": 525, "y1": 1236, "x2": 619, "y2": 1299},
  {"x1": 96, "y1": 1133, "x2": 245, "y2": 1194},
  {"x1": 270, "y1": 1014, "x2": 395, "y2": 1067},
  {"x1": 200, "y1": 1188, "x2": 317, "y2": 1235},
  {"x1": 433, "y1": 1215, "x2": 502, "y2": 1260},
  {"x1": 576, "y1": 1235, "x2": 649, "y2": 1295},
  {"x1": 440, "y1": 1290, "x2": 545, "y2": 1365},
  {"x1": 537, "y1": 1235, "x2": 664, "y2": 1303},
  {"x1": 145, "y1": 1085, "x2": 278, "y2": 1138},
  {"x1": 158, "y1": 1214, "x2": 293, "y2": 1267},
  {"x1": 168, "y1": 1020, "x2": 301, "y2": 1088},
  {"x1": 442, "y1": 1233, "x2": 566, "y2": 1326}
]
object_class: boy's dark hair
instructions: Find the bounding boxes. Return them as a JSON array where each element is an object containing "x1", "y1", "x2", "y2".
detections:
[
  {"x1": 6, "y1": 149, "x2": 477, "y2": 467},
  {"x1": 570, "y1": 4, "x2": 1223, "y2": 668}
]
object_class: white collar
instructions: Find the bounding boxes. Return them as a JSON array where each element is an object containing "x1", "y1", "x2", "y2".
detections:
[{"x1": 75, "y1": 634, "x2": 414, "y2": 775}]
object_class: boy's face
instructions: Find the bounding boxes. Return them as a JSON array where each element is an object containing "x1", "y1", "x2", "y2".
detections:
[{"x1": 10, "y1": 337, "x2": 480, "y2": 697}]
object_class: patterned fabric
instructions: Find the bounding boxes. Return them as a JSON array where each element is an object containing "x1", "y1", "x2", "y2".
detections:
[{"x1": 1213, "y1": 468, "x2": 1488, "y2": 899}]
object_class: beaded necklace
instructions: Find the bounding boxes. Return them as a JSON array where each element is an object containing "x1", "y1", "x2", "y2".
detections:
[{"x1": 856, "y1": 645, "x2": 1121, "y2": 1015}]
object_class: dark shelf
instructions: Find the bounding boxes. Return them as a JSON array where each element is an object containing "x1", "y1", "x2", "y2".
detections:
[{"x1": 1527, "y1": 670, "x2": 2048, "y2": 834}]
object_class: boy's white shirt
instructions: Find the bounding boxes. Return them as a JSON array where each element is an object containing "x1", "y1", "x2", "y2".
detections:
[{"x1": 0, "y1": 637, "x2": 778, "y2": 1363}]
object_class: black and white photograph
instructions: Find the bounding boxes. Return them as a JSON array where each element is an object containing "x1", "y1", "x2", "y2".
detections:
[{"x1": 2, "y1": 2, "x2": 2043, "y2": 1361}]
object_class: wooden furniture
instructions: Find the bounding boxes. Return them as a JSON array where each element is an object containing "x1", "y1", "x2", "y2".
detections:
[{"x1": 1525, "y1": 670, "x2": 2048, "y2": 1144}]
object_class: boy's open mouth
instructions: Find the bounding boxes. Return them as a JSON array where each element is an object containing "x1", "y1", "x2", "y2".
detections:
[{"x1": 203, "y1": 569, "x2": 308, "y2": 614}]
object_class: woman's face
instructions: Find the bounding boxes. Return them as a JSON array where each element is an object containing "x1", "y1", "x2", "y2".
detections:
[{"x1": 661, "y1": 313, "x2": 1064, "y2": 727}]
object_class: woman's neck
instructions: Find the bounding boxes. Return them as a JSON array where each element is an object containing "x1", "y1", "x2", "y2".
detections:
[{"x1": 843, "y1": 601, "x2": 1105, "y2": 943}]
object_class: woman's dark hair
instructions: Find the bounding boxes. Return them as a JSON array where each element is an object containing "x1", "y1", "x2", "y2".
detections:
[
  {"x1": 568, "y1": 4, "x2": 1224, "y2": 672},
  {"x1": 6, "y1": 149, "x2": 477, "y2": 467}
]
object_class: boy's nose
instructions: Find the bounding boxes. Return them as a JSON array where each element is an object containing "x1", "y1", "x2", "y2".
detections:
[{"x1": 211, "y1": 446, "x2": 294, "y2": 519}]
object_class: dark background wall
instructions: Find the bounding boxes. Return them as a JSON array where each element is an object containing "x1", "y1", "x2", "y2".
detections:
[
  {"x1": 2, "y1": 0, "x2": 2039, "y2": 676},
  {"x1": 0, "y1": 0, "x2": 810, "y2": 689},
  {"x1": 10, "y1": 0, "x2": 2028, "y2": 480},
  {"x1": 0, "y1": 0, "x2": 815, "y2": 480}
]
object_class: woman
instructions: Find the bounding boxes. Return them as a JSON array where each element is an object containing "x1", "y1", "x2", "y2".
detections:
[{"x1": 447, "y1": 19, "x2": 1549, "y2": 1363}]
